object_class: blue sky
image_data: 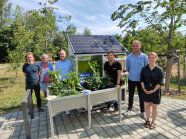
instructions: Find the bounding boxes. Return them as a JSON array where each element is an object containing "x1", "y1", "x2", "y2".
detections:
[
  {"x1": 9, "y1": 0, "x2": 185, "y2": 36},
  {"x1": 9, "y1": 0, "x2": 130, "y2": 35}
]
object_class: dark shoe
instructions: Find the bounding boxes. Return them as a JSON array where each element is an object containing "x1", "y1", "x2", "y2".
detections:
[
  {"x1": 140, "y1": 112, "x2": 145, "y2": 119},
  {"x1": 149, "y1": 123, "x2": 156, "y2": 130},
  {"x1": 144, "y1": 121, "x2": 150, "y2": 128},
  {"x1": 111, "y1": 109, "x2": 119, "y2": 114},
  {"x1": 107, "y1": 103, "x2": 111, "y2": 110},
  {"x1": 38, "y1": 107, "x2": 44, "y2": 112}
]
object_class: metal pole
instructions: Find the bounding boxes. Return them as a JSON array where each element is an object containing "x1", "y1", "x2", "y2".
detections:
[
  {"x1": 48, "y1": 100, "x2": 55, "y2": 139},
  {"x1": 118, "y1": 89, "x2": 122, "y2": 121},
  {"x1": 88, "y1": 94, "x2": 91, "y2": 129}
]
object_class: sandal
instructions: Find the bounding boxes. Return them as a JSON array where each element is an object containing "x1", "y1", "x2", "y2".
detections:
[
  {"x1": 149, "y1": 123, "x2": 156, "y2": 130},
  {"x1": 144, "y1": 121, "x2": 150, "y2": 128}
]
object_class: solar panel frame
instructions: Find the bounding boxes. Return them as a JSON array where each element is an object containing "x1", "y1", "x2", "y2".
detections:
[{"x1": 67, "y1": 35, "x2": 127, "y2": 54}]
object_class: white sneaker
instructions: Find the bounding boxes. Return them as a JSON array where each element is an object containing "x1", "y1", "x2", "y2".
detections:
[{"x1": 66, "y1": 110, "x2": 70, "y2": 115}]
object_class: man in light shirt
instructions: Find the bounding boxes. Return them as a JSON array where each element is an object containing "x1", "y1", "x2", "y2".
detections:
[
  {"x1": 55, "y1": 50, "x2": 74, "y2": 80},
  {"x1": 126, "y1": 40, "x2": 148, "y2": 118},
  {"x1": 55, "y1": 50, "x2": 74, "y2": 114}
]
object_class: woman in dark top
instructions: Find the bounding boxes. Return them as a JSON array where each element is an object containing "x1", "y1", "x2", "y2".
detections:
[
  {"x1": 22, "y1": 52, "x2": 44, "y2": 112},
  {"x1": 140, "y1": 52, "x2": 164, "y2": 129}
]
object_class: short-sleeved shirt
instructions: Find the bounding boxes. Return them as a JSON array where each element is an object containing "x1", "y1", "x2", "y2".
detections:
[
  {"x1": 55, "y1": 59, "x2": 74, "y2": 80},
  {"x1": 22, "y1": 63, "x2": 41, "y2": 85},
  {"x1": 126, "y1": 52, "x2": 148, "y2": 81},
  {"x1": 140, "y1": 65, "x2": 164, "y2": 91},
  {"x1": 104, "y1": 61, "x2": 122, "y2": 84}
]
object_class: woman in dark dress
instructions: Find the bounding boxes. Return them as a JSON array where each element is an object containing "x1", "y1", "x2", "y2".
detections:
[{"x1": 140, "y1": 52, "x2": 164, "y2": 129}]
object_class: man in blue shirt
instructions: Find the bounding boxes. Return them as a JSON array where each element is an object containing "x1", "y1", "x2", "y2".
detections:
[
  {"x1": 55, "y1": 50, "x2": 74, "y2": 114},
  {"x1": 55, "y1": 50, "x2": 74, "y2": 80},
  {"x1": 126, "y1": 40, "x2": 148, "y2": 118}
]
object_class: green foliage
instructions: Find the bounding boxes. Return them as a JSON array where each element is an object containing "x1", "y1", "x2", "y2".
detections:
[
  {"x1": 0, "y1": 0, "x2": 12, "y2": 29},
  {"x1": 88, "y1": 61, "x2": 100, "y2": 75},
  {"x1": 85, "y1": 61, "x2": 112, "y2": 91},
  {"x1": 170, "y1": 75, "x2": 186, "y2": 86},
  {"x1": 83, "y1": 27, "x2": 92, "y2": 35},
  {"x1": 49, "y1": 70, "x2": 82, "y2": 97}
]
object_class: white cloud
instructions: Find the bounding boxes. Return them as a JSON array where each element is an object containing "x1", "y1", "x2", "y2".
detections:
[{"x1": 87, "y1": 15, "x2": 96, "y2": 20}]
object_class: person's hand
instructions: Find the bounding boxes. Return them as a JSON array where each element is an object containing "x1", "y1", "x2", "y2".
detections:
[
  {"x1": 143, "y1": 89, "x2": 149, "y2": 94},
  {"x1": 148, "y1": 90, "x2": 155, "y2": 94},
  {"x1": 116, "y1": 84, "x2": 120, "y2": 90}
]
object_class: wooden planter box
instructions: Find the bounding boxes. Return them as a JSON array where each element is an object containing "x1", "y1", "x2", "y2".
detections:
[{"x1": 48, "y1": 86, "x2": 127, "y2": 138}]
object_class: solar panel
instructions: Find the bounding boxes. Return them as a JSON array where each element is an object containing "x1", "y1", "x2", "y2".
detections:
[{"x1": 68, "y1": 35, "x2": 127, "y2": 54}]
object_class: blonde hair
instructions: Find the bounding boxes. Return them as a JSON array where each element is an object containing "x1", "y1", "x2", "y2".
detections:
[
  {"x1": 148, "y1": 52, "x2": 158, "y2": 60},
  {"x1": 26, "y1": 52, "x2": 35, "y2": 61}
]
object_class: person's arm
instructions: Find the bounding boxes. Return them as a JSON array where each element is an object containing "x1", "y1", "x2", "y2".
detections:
[
  {"x1": 140, "y1": 67, "x2": 149, "y2": 94},
  {"x1": 55, "y1": 62, "x2": 58, "y2": 72},
  {"x1": 141, "y1": 82, "x2": 149, "y2": 94},
  {"x1": 148, "y1": 67, "x2": 164, "y2": 94},
  {"x1": 144, "y1": 55, "x2": 149, "y2": 66},
  {"x1": 22, "y1": 65, "x2": 26, "y2": 78},
  {"x1": 148, "y1": 84, "x2": 161, "y2": 94},
  {"x1": 104, "y1": 70, "x2": 108, "y2": 76},
  {"x1": 38, "y1": 64, "x2": 41, "y2": 76},
  {"x1": 116, "y1": 70, "x2": 121, "y2": 89},
  {"x1": 38, "y1": 71, "x2": 41, "y2": 76},
  {"x1": 126, "y1": 56, "x2": 130, "y2": 72}
]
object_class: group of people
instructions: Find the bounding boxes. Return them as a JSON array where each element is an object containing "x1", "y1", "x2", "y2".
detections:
[
  {"x1": 22, "y1": 40, "x2": 164, "y2": 130},
  {"x1": 104, "y1": 40, "x2": 164, "y2": 130},
  {"x1": 22, "y1": 50, "x2": 73, "y2": 113}
]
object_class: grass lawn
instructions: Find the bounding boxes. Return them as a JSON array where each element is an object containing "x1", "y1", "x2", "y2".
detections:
[
  {"x1": 0, "y1": 66, "x2": 46, "y2": 114},
  {"x1": 0, "y1": 64, "x2": 185, "y2": 114}
]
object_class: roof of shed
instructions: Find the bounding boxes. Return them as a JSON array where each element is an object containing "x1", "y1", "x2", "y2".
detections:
[{"x1": 67, "y1": 35, "x2": 127, "y2": 54}]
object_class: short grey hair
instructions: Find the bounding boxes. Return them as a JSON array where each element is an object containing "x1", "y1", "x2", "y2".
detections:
[{"x1": 40, "y1": 54, "x2": 48, "y2": 60}]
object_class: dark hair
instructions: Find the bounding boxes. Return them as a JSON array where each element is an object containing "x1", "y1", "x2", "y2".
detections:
[{"x1": 107, "y1": 51, "x2": 115, "y2": 55}]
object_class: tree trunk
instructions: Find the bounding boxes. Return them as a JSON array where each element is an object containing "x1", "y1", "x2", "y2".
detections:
[
  {"x1": 183, "y1": 54, "x2": 186, "y2": 79},
  {"x1": 164, "y1": 56, "x2": 174, "y2": 95}
]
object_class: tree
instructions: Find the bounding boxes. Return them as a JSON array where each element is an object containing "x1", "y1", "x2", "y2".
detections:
[
  {"x1": 112, "y1": 0, "x2": 186, "y2": 94},
  {"x1": 53, "y1": 24, "x2": 77, "y2": 58},
  {"x1": 83, "y1": 27, "x2": 92, "y2": 35},
  {"x1": 0, "y1": 0, "x2": 12, "y2": 30}
]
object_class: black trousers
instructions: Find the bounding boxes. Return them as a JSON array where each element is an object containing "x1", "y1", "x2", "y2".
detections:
[
  {"x1": 128, "y1": 80, "x2": 144, "y2": 112},
  {"x1": 26, "y1": 82, "x2": 42, "y2": 108}
]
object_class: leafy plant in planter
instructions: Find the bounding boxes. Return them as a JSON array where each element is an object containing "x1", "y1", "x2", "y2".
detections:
[
  {"x1": 48, "y1": 70, "x2": 82, "y2": 97},
  {"x1": 84, "y1": 61, "x2": 113, "y2": 91}
]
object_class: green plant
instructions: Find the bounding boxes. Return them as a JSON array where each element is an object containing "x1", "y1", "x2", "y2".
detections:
[
  {"x1": 64, "y1": 72, "x2": 82, "y2": 91},
  {"x1": 48, "y1": 70, "x2": 81, "y2": 97},
  {"x1": 84, "y1": 61, "x2": 113, "y2": 91},
  {"x1": 88, "y1": 61, "x2": 100, "y2": 76}
]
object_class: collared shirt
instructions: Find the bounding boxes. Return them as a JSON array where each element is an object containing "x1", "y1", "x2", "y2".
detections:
[
  {"x1": 55, "y1": 59, "x2": 74, "y2": 80},
  {"x1": 126, "y1": 52, "x2": 148, "y2": 81},
  {"x1": 140, "y1": 65, "x2": 164, "y2": 91}
]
